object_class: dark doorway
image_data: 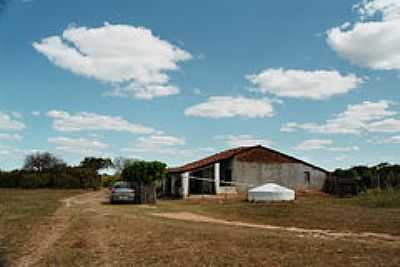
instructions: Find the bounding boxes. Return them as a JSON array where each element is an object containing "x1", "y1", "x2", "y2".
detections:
[{"x1": 190, "y1": 166, "x2": 215, "y2": 195}]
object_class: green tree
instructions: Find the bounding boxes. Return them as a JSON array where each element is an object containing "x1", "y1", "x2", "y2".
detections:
[{"x1": 121, "y1": 160, "x2": 166, "y2": 185}]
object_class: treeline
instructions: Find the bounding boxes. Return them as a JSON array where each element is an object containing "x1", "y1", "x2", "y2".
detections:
[
  {"x1": 0, "y1": 152, "x2": 112, "y2": 189},
  {"x1": 333, "y1": 163, "x2": 400, "y2": 190},
  {"x1": 325, "y1": 163, "x2": 400, "y2": 195}
]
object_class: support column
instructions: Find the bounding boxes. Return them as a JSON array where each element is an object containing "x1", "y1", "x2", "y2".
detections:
[
  {"x1": 171, "y1": 176, "x2": 176, "y2": 195},
  {"x1": 181, "y1": 172, "x2": 189, "y2": 199},
  {"x1": 214, "y1": 162, "x2": 220, "y2": 194}
]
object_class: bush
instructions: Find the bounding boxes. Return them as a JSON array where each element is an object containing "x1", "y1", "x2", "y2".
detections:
[
  {"x1": 121, "y1": 160, "x2": 166, "y2": 185},
  {"x1": 121, "y1": 160, "x2": 167, "y2": 204},
  {"x1": 354, "y1": 188, "x2": 400, "y2": 208},
  {"x1": 333, "y1": 163, "x2": 400, "y2": 193},
  {"x1": 0, "y1": 167, "x2": 101, "y2": 189}
]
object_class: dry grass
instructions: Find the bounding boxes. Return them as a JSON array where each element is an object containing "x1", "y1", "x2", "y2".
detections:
[
  {"x1": 0, "y1": 189, "x2": 85, "y2": 265},
  {"x1": 1, "y1": 189, "x2": 400, "y2": 266},
  {"x1": 151, "y1": 193, "x2": 400, "y2": 235}
]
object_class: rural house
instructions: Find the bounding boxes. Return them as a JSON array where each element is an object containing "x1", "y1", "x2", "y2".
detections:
[{"x1": 162, "y1": 145, "x2": 329, "y2": 198}]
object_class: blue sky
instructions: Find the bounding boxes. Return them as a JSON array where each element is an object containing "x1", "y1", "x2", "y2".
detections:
[{"x1": 1, "y1": 0, "x2": 400, "y2": 171}]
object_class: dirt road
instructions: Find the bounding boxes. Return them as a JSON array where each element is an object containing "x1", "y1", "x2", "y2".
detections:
[{"x1": 14, "y1": 190, "x2": 111, "y2": 267}]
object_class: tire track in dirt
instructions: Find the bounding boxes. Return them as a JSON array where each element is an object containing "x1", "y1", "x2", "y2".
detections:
[
  {"x1": 152, "y1": 212, "x2": 400, "y2": 244},
  {"x1": 13, "y1": 191, "x2": 108, "y2": 267}
]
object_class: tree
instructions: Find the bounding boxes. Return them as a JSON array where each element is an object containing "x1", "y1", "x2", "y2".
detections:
[
  {"x1": 121, "y1": 160, "x2": 166, "y2": 185},
  {"x1": 113, "y1": 157, "x2": 139, "y2": 175},
  {"x1": 23, "y1": 152, "x2": 66, "y2": 172},
  {"x1": 80, "y1": 157, "x2": 113, "y2": 172},
  {"x1": 121, "y1": 160, "x2": 167, "y2": 204}
]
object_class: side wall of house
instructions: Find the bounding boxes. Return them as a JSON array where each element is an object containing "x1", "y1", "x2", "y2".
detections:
[{"x1": 232, "y1": 160, "x2": 327, "y2": 192}]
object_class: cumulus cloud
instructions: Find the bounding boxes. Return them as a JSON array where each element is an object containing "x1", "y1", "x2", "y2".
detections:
[
  {"x1": 214, "y1": 134, "x2": 273, "y2": 147},
  {"x1": 48, "y1": 136, "x2": 109, "y2": 155},
  {"x1": 246, "y1": 69, "x2": 363, "y2": 100},
  {"x1": 122, "y1": 134, "x2": 186, "y2": 155},
  {"x1": 294, "y1": 139, "x2": 359, "y2": 152},
  {"x1": 368, "y1": 118, "x2": 400, "y2": 132},
  {"x1": 47, "y1": 110, "x2": 156, "y2": 134},
  {"x1": 282, "y1": 100, "x2": 399, "y2": 134},
  {"x1": 185, "y1": 96, "x2": 275, "y2": 119},
  {"x1": 33, "y1": 23, "x2": 192, "y2": 99},
  {"x1": 0, "y1": 112, "x2": 25, "y2": 131},
  {"x1": 327, "y1": 0, "x2": 400, "y2": 70}
]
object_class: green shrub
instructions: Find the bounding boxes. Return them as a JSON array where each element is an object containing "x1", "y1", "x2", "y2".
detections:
[
  {"x1": 0, "y1": 167, "x2": 101, "y2": 189},
  {"x1": 0, "y1": 171, "x2": 20, "y2": 187},
  {"x1": 122, "y1": 160, "x2": 166, "y2": 185},
  {"x1": 354, "y1": 188, "x2": 400, "y2": 208}
]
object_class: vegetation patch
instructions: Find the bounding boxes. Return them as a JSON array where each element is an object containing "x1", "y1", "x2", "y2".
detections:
[{"x1": 354, "y1": 189, "x2": 400, "y2": 208}]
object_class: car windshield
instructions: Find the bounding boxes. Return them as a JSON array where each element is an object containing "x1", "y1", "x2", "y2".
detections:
[{"x1": 113, "y1": 182, "x2": 131, "y2": 189}]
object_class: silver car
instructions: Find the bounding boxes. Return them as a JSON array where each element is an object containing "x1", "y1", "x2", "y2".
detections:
[{"x1": 110, "y1": 181, "x2": 135, "y2": 203}]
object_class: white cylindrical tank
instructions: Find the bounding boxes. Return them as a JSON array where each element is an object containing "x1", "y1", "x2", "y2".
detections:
[{"x1": 248, "y1": 183, "x2": 295, "y2": 202}]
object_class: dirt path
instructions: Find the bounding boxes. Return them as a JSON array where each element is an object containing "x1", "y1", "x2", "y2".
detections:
[
  {"x1": 13, "y1": 190, "x2": 110, "y2": 267},
  {"x1": 152, "y1": 212, "x2": 400, "y2": 244}
]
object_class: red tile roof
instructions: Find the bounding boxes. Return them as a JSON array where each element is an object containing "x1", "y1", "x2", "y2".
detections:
[
  {"x1": 167, "y1": 146, "x2": 255, "y2": 173},
  {"x1": 167, "y1": 145, "x2": 329, "y2": 174}
]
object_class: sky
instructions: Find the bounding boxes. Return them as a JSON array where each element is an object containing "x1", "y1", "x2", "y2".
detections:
[{"x1": 1, "y1": 0, "x2": 400, "y2": 171}]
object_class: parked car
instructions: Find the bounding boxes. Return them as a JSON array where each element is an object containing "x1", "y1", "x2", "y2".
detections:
[{"x1": 110, "y1": 181, "x2": 135, "y2": 203}]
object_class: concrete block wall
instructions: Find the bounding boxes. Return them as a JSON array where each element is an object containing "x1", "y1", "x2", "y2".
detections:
[{"x1": 232, "y1": 160, "x2": 327, "y2": 192}]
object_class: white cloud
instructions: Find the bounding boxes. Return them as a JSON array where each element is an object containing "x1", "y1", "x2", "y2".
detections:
[
  {"x1": 47, "y1": 110, "x2": 156, "y2": 134},
  {"x1": 294, "y1": 139, "x2": 359, "y2": 152},
  {"x1": 368, "y1": 135, "x2": 400, "y2": 144},
  {"x1": 0, "y1": 112, "x2": 25, "y2": 131},
  {"x1": 214, "y1": 134, "x2": 273, "y2": 147},
  {"x1": 246, "y1": 69, "x2": 363, "y2": 100},
  {"x1": 33, "y1": 23, "x2": 192, "y2": 99},
  {"x1": 48, "y1": 136, "x2": 109, "y2": 155},
  {"x1": 0, "y1": 133, "x2": 22, "y2": 142},
  {"x1": 31, "y1": 111, "x2": 41, "y2": 116},
  {"x1": 185, "y1": 96, "x2": 275, "y2": 119},
  {"x1": 294, "y1": 139, "x2": 333, "y2": 151},
  {"x1": 282, "y1": 100, "x2": 398, "y2": 134},
  {"x1": 122, "y1": 134, "x2": 186, "y2": 155},
  {"x1": 327, "y1": 0, "x2": 400, "y2": 70},
  {"x1": 368, "y1": 118, "x2": 400, "y2": 132}
]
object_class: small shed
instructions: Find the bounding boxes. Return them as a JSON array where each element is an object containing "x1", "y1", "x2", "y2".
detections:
[{"x1": 248, "y1": 183, "x2": 295, "y2": 202}]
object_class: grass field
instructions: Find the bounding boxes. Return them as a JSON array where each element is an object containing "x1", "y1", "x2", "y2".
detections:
[
  {"x1": 1, "y1": 189, "x2": 400, "y2": 266},
  {"x1": 0, "y1": 189, "x2": 85, "y2": 265},
  {"x1": 151, "y1": 192, "x2": 400, "y2": 235}
]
